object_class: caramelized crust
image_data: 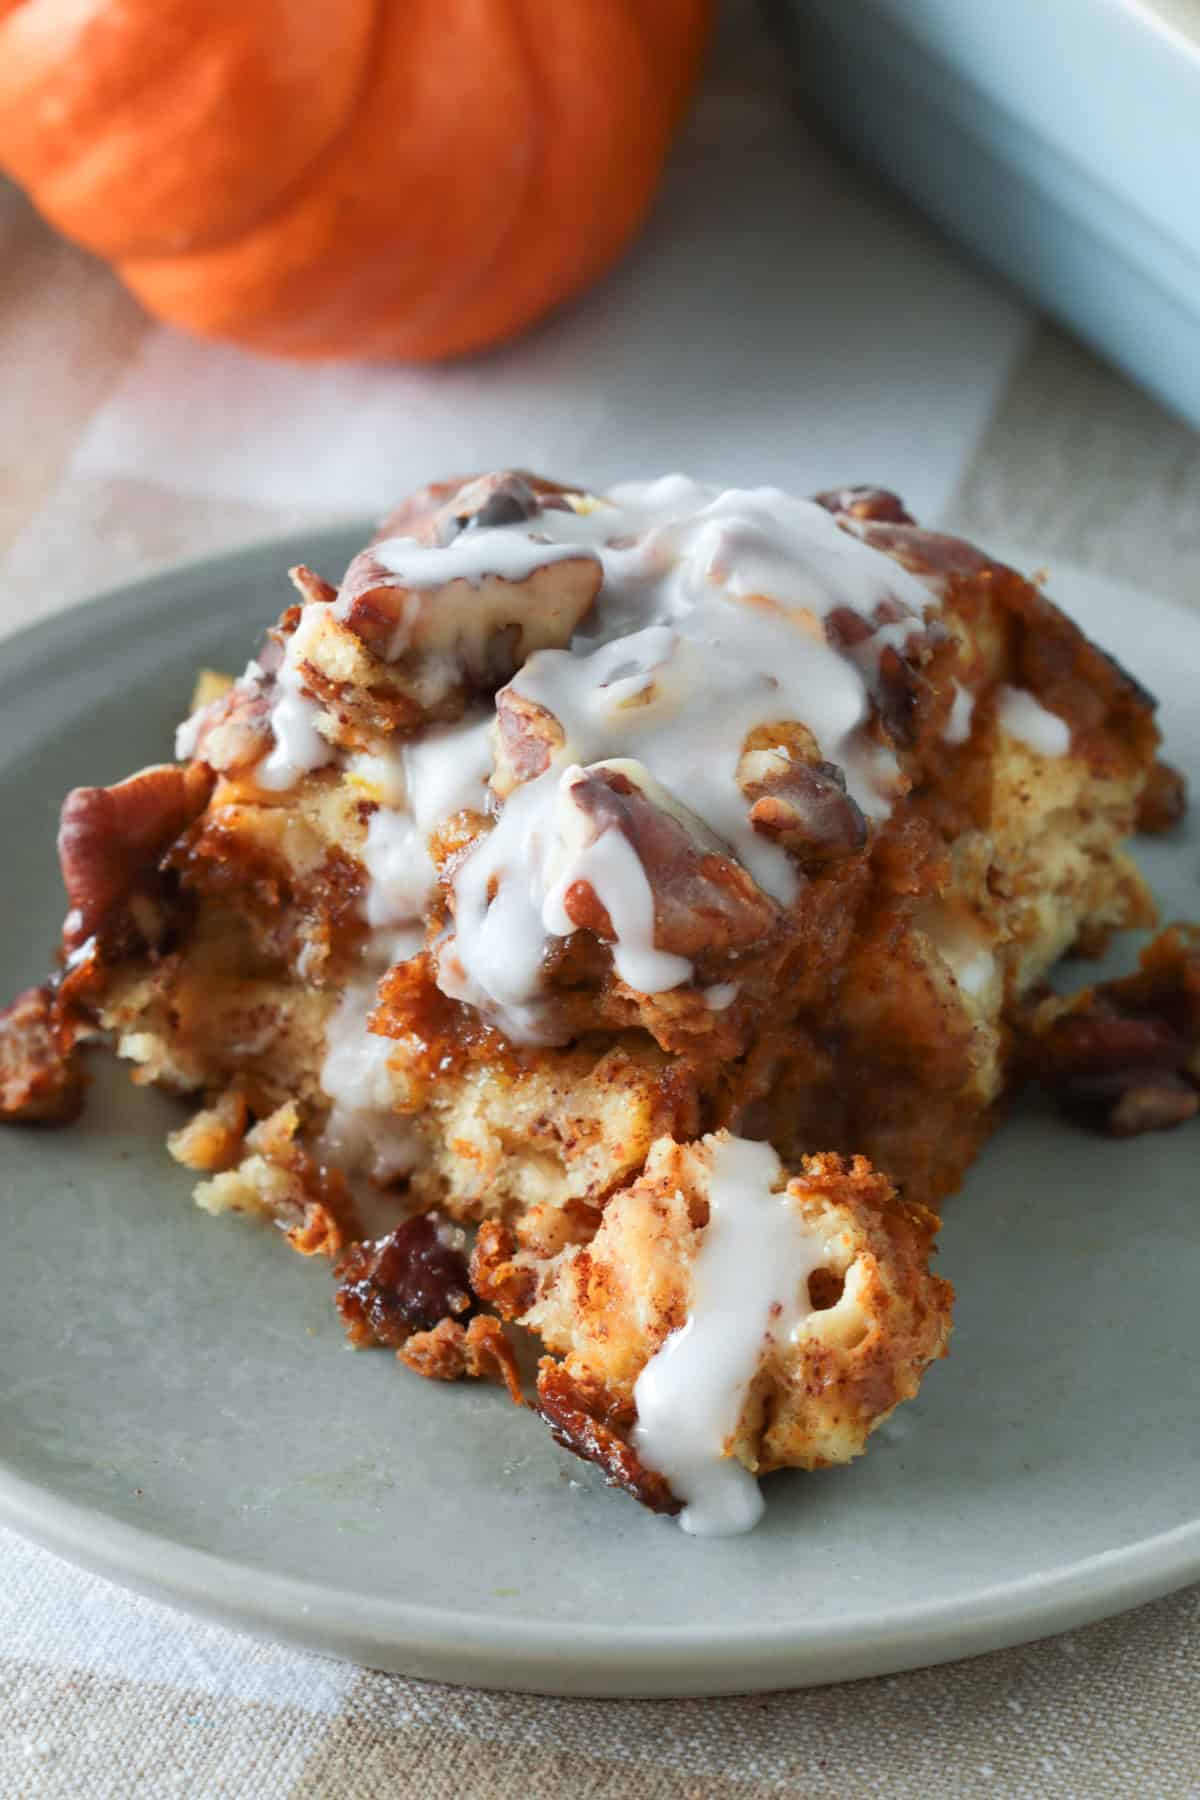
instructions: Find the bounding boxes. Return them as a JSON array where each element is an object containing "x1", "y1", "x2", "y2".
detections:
[{"x1": 534, "y1": 1360, "x2": 682, "y2": 1515}]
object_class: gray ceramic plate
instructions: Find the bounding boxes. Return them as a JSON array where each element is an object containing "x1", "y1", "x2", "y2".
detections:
[{"x1": 1, "y1": 532, "x2": 1197, "y2": 1698}]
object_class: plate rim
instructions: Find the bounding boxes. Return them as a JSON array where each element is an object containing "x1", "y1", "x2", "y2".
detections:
[
  {"x1": 2, "y1": 530, "x2": 1198, "y2": 1697},
  {"x1": 3, "y1": 1461, "x2": 1196, "y2": 1696}
]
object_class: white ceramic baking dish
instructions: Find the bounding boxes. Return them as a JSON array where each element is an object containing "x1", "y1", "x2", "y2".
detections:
[{"x1": 773, "y1": 0, "x2": 1200, "y2": 427}]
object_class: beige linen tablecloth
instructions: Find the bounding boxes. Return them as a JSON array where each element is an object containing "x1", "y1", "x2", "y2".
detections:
[{"x1": 2, "y1": 24, "x2": 1199, "y2": 1797}]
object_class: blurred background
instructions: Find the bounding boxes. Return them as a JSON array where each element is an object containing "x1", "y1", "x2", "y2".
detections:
[{"x1": 2, "y1": 0, "x2": 1197, "y2": 635}]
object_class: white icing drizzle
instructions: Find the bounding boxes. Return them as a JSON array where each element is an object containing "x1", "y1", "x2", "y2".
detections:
[
  {"x1": 362, "y1": 716, "x2": 493, "y2": 931},
  {"x1": 435, "y1": 773, "x2": 567, "y2": 1045},
  {"x1": 318, "y1": 942, "x2": 424, "y2": 1184},
  {"x1": 995, "y1": 685, "x2": 1071, "y2": 757},
  {"x1": 331, "y1": 716, "x2": 498, "y2": 1155},
  {"x1": 371, "y1": 530, "x2": 585, "y2": 592},
  {"x1": 174, "y1": 709, "x2": 203, "y2": 763},
  {"x1": 632, "y1": 1135, "x2": 836, "y2": 1537},
  {"x1": 362, "y1": 811, "x2": 435, "y2": 930},
  {"x1": 917, "y1": 902, "x2": 996, "y2": 1000},
  {"x1": 347, "y1": 749, "x2": 408, "y2": 807},
  {"x1": 944, "y1": 680, "x2": 975, "y2": 745},
  {"x1": 703, "y1": 982, "x2": 739, "y2": 1011},
  {"x1": 193, "y1": 477, "x2": 948, "y2": 1047},
  {"x1": 541, "y1": 764, "x2": 694, "y2": 994},
  {"x1": 432, "y1": 479, "x2": 938, "y2": 1042},
  {"x1": 946, "y1": 945, "x2": 994, "y2": 999},
  {"x1": 257, "y1": 658, "x2": 335, "y2": 791}
]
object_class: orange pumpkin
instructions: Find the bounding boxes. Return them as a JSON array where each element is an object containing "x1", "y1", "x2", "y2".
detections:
[{"x1": 0, "y1": 0, "x2": 713, "y2": 361}]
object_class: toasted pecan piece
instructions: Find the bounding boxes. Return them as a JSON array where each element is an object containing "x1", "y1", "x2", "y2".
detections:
[
  {"x1": 813, "y1": 485, "x2": 916, "y2": 525},
  {"x1": 1028, "y1": 924, "x2": 1200, "y2": 1135},
  {"x1": 547, "y1": 760, "x2": 777, "y2": 964},
  {"x1": 745, "y1": 755, "x2": 868, "y2": 873},
  {"x1": 338, "y1": 472, "x2": 602, "y2": 690},
  {"x1": 370, "y1": 471, "x2": 579, "y2": 550},
  {"x1": 491, "y1": 687, "x2": 565, "y2": 797},
  {"x1": 58, "y1": 762, "x2": 213, "y2": 950},
  {"x1": 183, "y1": 681, "x2": 274, "y2": 776},
  {"x1": 0, "y1": 986, "x2": 86, "y2": 1125}
]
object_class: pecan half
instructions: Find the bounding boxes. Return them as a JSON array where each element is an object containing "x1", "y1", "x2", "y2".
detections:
[
  {"x1": 338, "y1": 550, "x2": 602, "y2": 688},
  {"x1": 338, "y1": 471, "x2": 601, "y2": 694},
  {"x1": 370, "y1": 471, "x2": 579, "y2": 551},
  {"x1": 534, "y1": 1360, "x2": 681, "y2": 1516},
  {"x1": 548, "y1": 760, "x2": 777, "y2": 962},
  {"x1": 1028, "y1": 925, "x2": 1200, "y2": 1136},
  {"x1": 57, "y1": 762, "x2": 214, "y2": 951},
  {"x1": 0, "y1": 986, "x2": 86, "y2": 1125},
  {"x1": 334, "y1": 1213, "x2": 474, "y2": 1347},
  {"x1": 437, "y1": 471, "x2": 544, "y2": 541},
  {"x1": 1136, "y1": 759, "x2": 1188, "y2": 836}
]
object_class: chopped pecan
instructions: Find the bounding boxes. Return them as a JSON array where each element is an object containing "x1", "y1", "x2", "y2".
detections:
[
  {"x1": 548, "y1": 760, "x2": 777, "y2": 962},
  {"x1": 874, "y1": 643, "x2": 925, "y2": 749},
  {"x1": 335, "y1": 1212, "x2": 474, "y2": 1347},
  {"x1": 813, "y1": 486, "x2": 915, "y2": 525},
  {"x1": 370, "y1": 471, "x2": 578, "y2": 551},
  {"x1": 399, "y1": 1313, "x2": 523, "y2": 1402},
  {"x1": 288, "y1": 564, "x2": 338, "y2": 608},
  {"x1": 438, "y1": 471, "x2": 544, "y2": 540},
  {"x1": 534, "y1": 1360, "x2": 681, "y2": 1516},
  {"x1": 1028, "y1": 925, "x2": 1200, "y2": 1136},
  {"x1": 371, "y1": 478, "x2": 477, "y2": 547},
  {"x1": 746, "y1": 757, "x2": 867, "y2": 873},
  {"x1": 0, "y1": 986, "x2": 86, "y2": 1125},
  {"x1": 1136, "y1": 759, "x2": 1188, "y2": 836},
  {"x1": 183, "y1": 681, "x2": 273, "y2": 775},
  {"x1": 57, "y1": 762, "x2": 213, "y2": 951},
  {"x1": 823, "y1": 603, "x2": 945, "y2": 751},
  {"x1": 492, "y1": 687, "x2": 566, "y2": 796}
]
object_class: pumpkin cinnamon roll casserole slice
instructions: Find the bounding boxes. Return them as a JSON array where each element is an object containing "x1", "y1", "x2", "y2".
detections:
[{"x1": 4, "y1": 470, "x2": 1192, "y2": 1533}]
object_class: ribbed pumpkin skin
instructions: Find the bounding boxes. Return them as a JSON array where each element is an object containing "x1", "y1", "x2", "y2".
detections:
[{"x1": 0, "y1": 0, "x2": 713, "y2": 360}]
